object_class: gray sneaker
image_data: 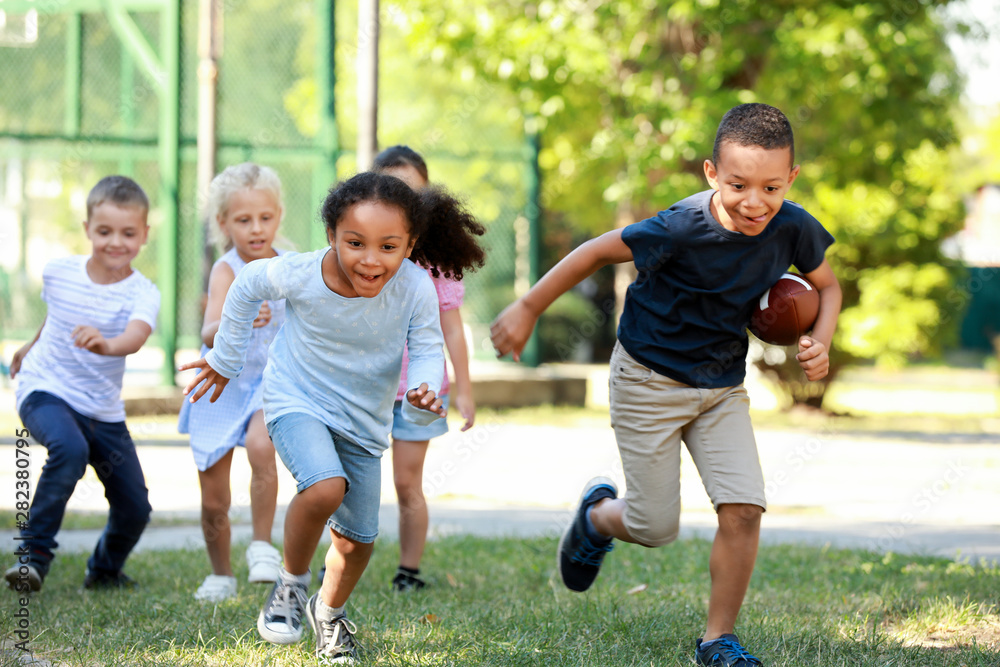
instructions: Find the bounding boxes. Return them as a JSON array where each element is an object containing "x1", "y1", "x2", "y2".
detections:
[
  {"x1": 5, "y1": 562, "x2": 43, "y2": 593},
  {"x1": 306, "y1": 593, "x2": 359, "y2": 665},
  {"x1": 257, "y1": 578, "x2": 308, "y2": 644}
]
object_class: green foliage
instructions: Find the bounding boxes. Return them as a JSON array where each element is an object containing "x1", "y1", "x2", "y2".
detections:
[
  {"x1": 838, "y1": 263, "x2": 958, "y2": 367},
  {"x1": 954, "y1": 112, "x2": 1000, "y2": 191},
  {"x1": 391, "y1": 0, "x2": 981, "y2": 396}
]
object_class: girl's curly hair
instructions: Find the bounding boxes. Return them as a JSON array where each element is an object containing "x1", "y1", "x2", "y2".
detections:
[{"x1": 321, "y1": 172, "x2": 485, "y2": 281}]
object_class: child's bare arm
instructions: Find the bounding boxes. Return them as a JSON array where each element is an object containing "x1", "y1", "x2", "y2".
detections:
[
  {"x1": 491, "y1": 229, "x2": 633, "y2": 361},
  {"x1": 441, "y1": 308, "x2": 474, "y2": 431},
  {"x1": 72, "y1": 320, "x2": 153, "y2": 357},
  {"x1": 10, "y1": 318, "x2": 44, "y2": 378},
  {"x1": 200, "y1": 261, "x2": 236, "y2": 347},
  {"x1": 797, "y1": 259, "x2": 842, "y2": 381}
]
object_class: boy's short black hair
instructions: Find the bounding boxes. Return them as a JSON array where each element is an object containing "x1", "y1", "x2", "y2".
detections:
[
  {"x1": 712, "y1": 103, "x2": 794, "y2": 166},
  {"x1": 86, "y1": 175, "x2": 150, "y2": 219}
]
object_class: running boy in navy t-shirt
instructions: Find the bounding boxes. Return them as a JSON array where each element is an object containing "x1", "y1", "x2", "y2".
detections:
[{"x1": 491, "y1": 103, "x2": 842, "y2": 667}]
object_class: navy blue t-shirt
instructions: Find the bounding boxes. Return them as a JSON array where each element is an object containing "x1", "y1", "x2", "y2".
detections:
[{"x1": 618, "y1": 190, "x2": 834, "y2": 389}]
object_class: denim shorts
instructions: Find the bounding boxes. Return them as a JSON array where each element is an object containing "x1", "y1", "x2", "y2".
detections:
[
  {"x1": 391, "y1": 395, "x2": 449, "y2": 442},
  {"x1": 266, "y1": 412, "x2": 382, "y2": 543}
]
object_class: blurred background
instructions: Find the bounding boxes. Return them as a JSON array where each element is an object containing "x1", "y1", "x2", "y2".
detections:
[{"x1": 1, "y1": 0, "x2": 998, "y2": 416}]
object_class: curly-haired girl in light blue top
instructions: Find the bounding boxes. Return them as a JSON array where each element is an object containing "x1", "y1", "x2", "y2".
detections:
[{"x1": 180, "y1": 171, "x2": 485, "y2": 664}]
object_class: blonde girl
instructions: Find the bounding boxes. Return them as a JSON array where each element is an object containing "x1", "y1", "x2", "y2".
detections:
[{"x1": 178, "y1": 162, "x2": 286, "y2": 602}]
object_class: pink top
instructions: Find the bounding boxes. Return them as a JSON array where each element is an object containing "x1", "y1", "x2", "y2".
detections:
[{"x1": 395, "y1": 267, "x2": 465, "y2": 400}]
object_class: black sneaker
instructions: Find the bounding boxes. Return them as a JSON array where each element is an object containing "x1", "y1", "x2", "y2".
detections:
[
  {"x1": 257, "y1": 578, "x2": 308, "y2": 644},
  {"x1": 696, "y1": 634, "x2": 763, "y2": 666},
  {"x1": 306, "y1": 593, "x2": 359, "y2": 665},
  {"x1": 391, "y1": 569, "x2": 426, "y2": 592},
  {"x1": 83, "y1": 570, "x2": 138, "y2": 590},
  {"x1": 557, "y1": 476, "x2": 617, "y2": 592}
]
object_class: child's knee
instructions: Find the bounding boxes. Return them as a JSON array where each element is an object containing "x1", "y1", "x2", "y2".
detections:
[
  {"x1": 245, "y1": 431, "x2": 275, "y2": 461},
  {"x1": 112, "y1": 497, "x2": 152, "y2": 528},
  {"x1": 305, "y1": 477, "x2": 347, "y2": 512},
  {"x1": 628, "y1": 513, "x2": 681, "y2": 548},
  {"x1": 393, "y1": 469, "x2": 422, "y2": 499},
  {"x1": 45, "y1": 446, "x2": 89, "y2": 479},
  {"x1": 201, "y1": 492, "x2": 231, "y2": 516},
  {"x1": 718, "y1": 503, "x2": 764, "y2": 532}
]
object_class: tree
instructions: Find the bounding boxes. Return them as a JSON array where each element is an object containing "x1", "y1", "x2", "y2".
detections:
[{"x1": 392, "y1": 0, "x2": 977, "y2": 405}]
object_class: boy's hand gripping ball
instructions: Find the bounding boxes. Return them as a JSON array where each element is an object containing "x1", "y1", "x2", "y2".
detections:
[{"x1": 749, "y1": 273, "x2": 820, "y2": 346}]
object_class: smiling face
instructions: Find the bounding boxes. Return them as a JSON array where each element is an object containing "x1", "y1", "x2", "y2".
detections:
[
  {"x1": 704, "y1": 142, "x2": 800, "y2": 236},
  {"x1": 83, "y1": 203, "x2": 149, "y2": 284},
  {"x1": 322, "y1": 200, "x2": 415, "y2": 298},
  {"x1": 219, "y1": 188, "x2": 282, "y2": 263}
]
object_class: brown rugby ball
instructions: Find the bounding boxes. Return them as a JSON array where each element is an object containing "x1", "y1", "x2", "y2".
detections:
[{"x1": 748, "y1": 273, "x2": 820, "y2": 346}]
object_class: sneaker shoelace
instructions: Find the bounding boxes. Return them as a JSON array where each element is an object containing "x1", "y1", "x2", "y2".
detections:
[
  {"x1": 318, "y1": 615, "x2": 359, "y2": 659},
  {"x1": 267, "y1": 582, "x2": 307, "y2": 625},
  {"x1": 571, "y1": 530, "x2": 615, "y2": 567},
  {"x1": 704, "y1": 638, "x2": 761, "y2": 666}
]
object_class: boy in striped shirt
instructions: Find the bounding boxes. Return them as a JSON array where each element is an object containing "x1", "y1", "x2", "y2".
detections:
[{"x1": 5, "y1": 175, "x2": 160, "y2": 593}]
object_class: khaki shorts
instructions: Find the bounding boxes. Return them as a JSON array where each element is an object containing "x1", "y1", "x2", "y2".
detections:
[{"x1": 608, "y1": 341, "x2": 766, "y2": 547}]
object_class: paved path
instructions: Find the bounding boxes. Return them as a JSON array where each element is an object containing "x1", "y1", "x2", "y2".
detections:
[{"x1": 2, "y1": 422, "x2": 998, "y2": 563}]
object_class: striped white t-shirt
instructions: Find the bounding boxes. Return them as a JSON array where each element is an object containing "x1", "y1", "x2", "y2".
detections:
[{"x1": 14, "y1": 255, "x2": 160, "y2": 422}]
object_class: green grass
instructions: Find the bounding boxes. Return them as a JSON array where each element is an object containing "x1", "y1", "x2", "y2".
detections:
[{"x1": 2, "y1": 537, "x2": 998, "y2": 666}]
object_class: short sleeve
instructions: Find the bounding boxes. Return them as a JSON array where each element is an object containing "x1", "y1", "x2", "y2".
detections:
[
  {"x1": 433, "y1": 275, "x2": 464, "y2": 311},
  {"x1": 621, "y1": 212, "x2": 676, "y2": 276},
  {"x1": 792, "y1": 217, "x2": 835, "y2": 275},
  {"x1": 128, "y1": 279, "x2": 161, "y2": 331}
]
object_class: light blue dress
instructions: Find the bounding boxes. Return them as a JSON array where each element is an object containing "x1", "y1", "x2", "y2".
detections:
[{"x1": 178, "y1": 248, "x2": 286, "y2": 470}]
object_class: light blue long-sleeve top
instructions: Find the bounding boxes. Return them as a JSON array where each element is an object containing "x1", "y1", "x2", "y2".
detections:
[{"x1": 205, "y1": 249, "x2": 445, "y2": 455}]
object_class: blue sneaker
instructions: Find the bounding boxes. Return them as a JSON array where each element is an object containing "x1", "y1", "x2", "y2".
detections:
[
  {"x1": 557, "y1": 476, "x2": 617, "y2": 592},
  {"x1": 696, "y1": 634, "x2": 763, "y2": 666}
]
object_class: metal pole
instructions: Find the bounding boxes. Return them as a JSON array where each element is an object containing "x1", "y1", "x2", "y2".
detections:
[
  {"x1": 197, "y1": 0, "x2": 221, "y2": 292},
  {"x1": 119, "y1": 47, "x2": 136, "y2": 175},
  {"x1": 356, "y1": 0, "x2": 378, "y2": 170},
  {"x1": 521, "y1": 121, "x2": 542, "y2": 367},
  {"x1": 157, "y1": 0, "x2": 182, "y2": 385},
  {"x1": 312, "y1": 0, "x2": 339, "y2": 250},
  {"x1": 63, "y1": 13, "x2": 81, "y2": 136}
]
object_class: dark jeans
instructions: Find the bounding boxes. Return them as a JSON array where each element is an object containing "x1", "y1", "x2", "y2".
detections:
[{"x1": 17, "y1": 391, "x2": 152, "y2": 578}]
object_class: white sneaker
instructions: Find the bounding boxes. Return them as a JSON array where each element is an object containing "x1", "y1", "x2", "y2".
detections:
[
  {"x1": 246, "y1": 541, "x2": 282, "y2": 583},
  {"x1": 194, "y1": 574, "x2": 237, "y2": 602}
]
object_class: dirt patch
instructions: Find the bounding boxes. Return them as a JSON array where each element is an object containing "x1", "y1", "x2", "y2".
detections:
[{"x1": 885, "y1": 618, "x2": 1000, "y2": 651}]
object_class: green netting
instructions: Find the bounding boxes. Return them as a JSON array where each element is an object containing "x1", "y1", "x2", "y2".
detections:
[{"x1": 0, "y1": 0, "x2": 530, "y2": 371}]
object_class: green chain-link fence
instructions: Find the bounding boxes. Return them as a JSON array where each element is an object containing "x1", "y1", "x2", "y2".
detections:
[{"x1": 0, "y1": 0, "x2": 533, "y2": 381}]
